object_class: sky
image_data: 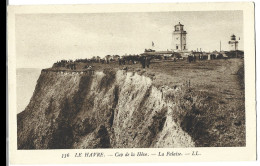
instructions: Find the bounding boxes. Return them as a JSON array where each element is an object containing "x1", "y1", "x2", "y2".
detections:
[{"x1": 15, "y1": 11, "x2": 243, "y2": 68}]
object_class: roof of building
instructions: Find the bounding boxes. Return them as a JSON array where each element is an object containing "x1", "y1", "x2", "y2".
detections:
[
  {"x1": 141, "y1": 50, "x2": 173, "y2": 56},
  {"x1": 174, "y1": 22, "x2": 184, "y2": 26},
  {"x1": 154, "y1": 51, "x2": 174, "y2": 54}
]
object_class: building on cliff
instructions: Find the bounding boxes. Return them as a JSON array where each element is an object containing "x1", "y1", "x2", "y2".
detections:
[
  {"x1": 228, "y1": 34, "x2": 239, "y2": 51},
  {"x1": 172, "y1": 22, "x2": 188, "y2": 52},
  {"x1": 141, "y1": 22, "x2": 243, "y2": 60},
  {"x1": 141, "y1": 22, "x2": 190, "y2": 58}
]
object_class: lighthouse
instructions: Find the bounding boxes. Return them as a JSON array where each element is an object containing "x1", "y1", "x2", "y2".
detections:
[
  {"x1": 173, "y1": 22, "x2": 187, "y2": 51},
  {"x1": 228, "y1": 34, "x2": 239, "y2": 51}
]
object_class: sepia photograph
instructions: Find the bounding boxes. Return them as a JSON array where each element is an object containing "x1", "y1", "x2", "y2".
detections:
[
  {"x1": 8, "y1": 2, "x2": 256, "y2": 164},
  {"x1": 16, "y1": 11, "x2": 245, "y2": 149}
]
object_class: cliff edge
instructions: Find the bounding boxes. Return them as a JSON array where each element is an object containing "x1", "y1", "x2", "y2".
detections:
[{"x1": 17, "y1": 69, "x2": 195, "y2": 149}]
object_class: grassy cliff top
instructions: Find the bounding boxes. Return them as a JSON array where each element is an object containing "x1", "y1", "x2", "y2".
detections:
[{"x1": 50, "y1": 58, "x2": 244, "y2": 89}]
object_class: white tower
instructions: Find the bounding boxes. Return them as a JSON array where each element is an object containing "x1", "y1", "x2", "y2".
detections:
[{"x1": 173, "y1": 22, "x2": 187, "y2": 51}]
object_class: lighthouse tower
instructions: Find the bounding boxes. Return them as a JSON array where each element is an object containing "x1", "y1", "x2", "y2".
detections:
[
  {"x1": 173, "y1": 22, "x2": 187, "y2": 51},
  {"x1": 228, "y1": 34, "x2": 239, "y2": 51}
]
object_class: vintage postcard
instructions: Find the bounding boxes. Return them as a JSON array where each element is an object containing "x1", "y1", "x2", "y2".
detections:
[{"x1": 8, "y1": 2, "x2": 256, "y2": 164}]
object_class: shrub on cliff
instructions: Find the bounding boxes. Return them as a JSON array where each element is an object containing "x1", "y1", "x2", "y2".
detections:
[{"x1": 172, "y1": 88, "x2": 225, "y2": 146}]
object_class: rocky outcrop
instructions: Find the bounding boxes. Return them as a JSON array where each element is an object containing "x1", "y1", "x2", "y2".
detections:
[{"x1": 17, "y1": 69, "x2": 195, "y2": 149}]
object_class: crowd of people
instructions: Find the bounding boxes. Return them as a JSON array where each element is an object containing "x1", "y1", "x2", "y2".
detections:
[
  {"x1": 53, "y1": 60, "x2": 77, "y2": 70},
  {"x1": 53, "y1": 54, "x2": 153, "y2": 70}
]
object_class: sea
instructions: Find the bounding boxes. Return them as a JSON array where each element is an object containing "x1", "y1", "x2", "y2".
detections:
[{"x1": 16, "y1": 68, "x2": 42, "y2": 114}]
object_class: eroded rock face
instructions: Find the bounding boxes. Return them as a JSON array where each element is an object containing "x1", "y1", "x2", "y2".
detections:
[{"x1": 17, "y1": 70, "x2": 195, "y2": 149}]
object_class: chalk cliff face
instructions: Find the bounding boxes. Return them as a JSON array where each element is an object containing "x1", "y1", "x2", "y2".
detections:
[{"x1": 17, "y1": 69, "x2": 195, "y2": 149}]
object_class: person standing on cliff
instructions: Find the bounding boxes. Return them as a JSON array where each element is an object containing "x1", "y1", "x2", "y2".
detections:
[
  {"x1": 140, "y1": 56, "x2": 146, "y2": 68},
  {"x1": 146, "y1": 57, "x2": 150, "y2": 68},
  {"x1": 119, "y1": 58, "x2": 122, "y2": 65}
]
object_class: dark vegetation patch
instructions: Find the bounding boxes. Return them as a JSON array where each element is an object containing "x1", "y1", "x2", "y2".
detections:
[
  {"x1": 99, "y1": 69, "x2": 116, "y2": 92},
  {"x1": 18, "y1": 129, "x2": 36, "y2": 149},
  {"x1": 174, "y1": 86, "x2": 245, "y2": 147},
  {"x1": 109, "y1": 86, "x2": 120, "y2": 127},
  {"x1": 173, "y1": 89, "x2": 218, "y2": 146},
  {"x1": 73, "y1": 74, "x2": 93, "y2": 112},
  {"x1": 17, "y1": 110, "x2": 38, "y2": 149},
  {"x1": 95, "y1": 125, "x2": 111, "y2": 148},
  {"x1": 50, "y1": 122, "x2": 73, "y2": 149},
  {"x1": 45, "y1": 97, "x2": 54, "y2": 119},
  {"x1": 108, "y1": 109, "x2": 115, "y2": 127},
  {"x1": 113, "y1": 85, "x2": 120, "y2": 108},
  {"x1": 75, "y1": 117, "x2": 96, "y2": 137},
  {"x1": 147, "y1": 107, "x2": 168, "y2": 146},
  {"x1": 236, "y1": 64, "x2": 244, "y2": 89},
  {"x1": 48, "y1": 98, "x2": 74, "y2": 149}
]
